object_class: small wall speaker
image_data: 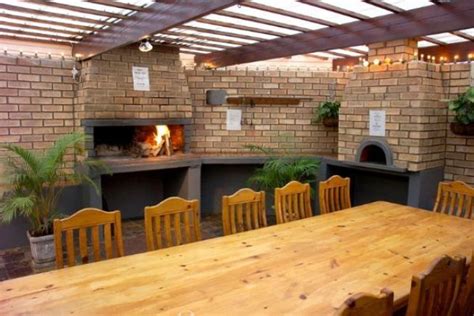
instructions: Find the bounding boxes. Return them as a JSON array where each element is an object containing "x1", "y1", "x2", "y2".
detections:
[{"x1": 206, "y1": 90, "x2": 227, "y2": 105}]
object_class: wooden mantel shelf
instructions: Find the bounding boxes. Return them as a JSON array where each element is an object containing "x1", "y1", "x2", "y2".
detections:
[{"x1": 226, "y1": 96, "x2": 311, "y2": 105}]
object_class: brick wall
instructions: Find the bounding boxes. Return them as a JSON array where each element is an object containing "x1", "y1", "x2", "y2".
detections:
[
  {"x1": 368, "y1": 39, "x2": 418, "y2": 63},
  {"x1": 185, "y1": 69, "x2": 349, "y2": 154},
  {"x1": 339, "y1": 62, "x2": 446, "y2": 171},
  {"x1": 76, "y1": 45, "x2": 192, "y2": 122},
  {"x1": 442, "y1": 63, "x2": 474, "y2": 185},
  {"x1": 0, "y1": 55, "x2": 77, "y2": 193}
]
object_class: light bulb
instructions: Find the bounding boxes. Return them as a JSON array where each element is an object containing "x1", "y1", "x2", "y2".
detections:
[
  {"x1": 373, "y1": 58, "x2": 380, "y2": 66},
  {"x1": 363, "y1": 60, "x2": 370, "y2": 67},
  {"x1": 139, "y1": 39, "x2": 153, "y2": 52}
]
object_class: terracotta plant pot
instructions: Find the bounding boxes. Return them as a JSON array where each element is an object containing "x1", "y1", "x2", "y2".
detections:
[
  {"x1": 322, "y1": 117, "x2": 338, "y2": 128},
  {"x1": 27, "y1": 231, "x2": 55, "y2": 271},
  {"x1": 450, "y1": 122, "x2": 474, "y2": 136}
]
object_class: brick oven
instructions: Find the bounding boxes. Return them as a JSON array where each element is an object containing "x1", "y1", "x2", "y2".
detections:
[{"x1": 320, "y1": 39, "x2": 446, "y2": 211}]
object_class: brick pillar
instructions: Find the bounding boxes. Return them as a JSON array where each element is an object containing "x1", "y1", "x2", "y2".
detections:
[{"x1": 368, "y1": 39, "x2": 418, "y2": 63}]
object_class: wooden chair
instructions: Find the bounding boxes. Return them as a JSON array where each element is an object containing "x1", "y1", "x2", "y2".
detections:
[
  {"x1": 433, "y1": 181, "x2": 474, "y2": 219},
  {"x1": 53, "y1": 208, "x2": 124, "y2": 269},
  {"x1": 222, "y1": 188, "x2": 267, "y2": 235},
  {"x1": 455, "y1": 252, "x2": 474, "y2": 316},
  {"x1": 319, "y1": 175, "x2": 351, "y2": 214},
  {"x1": 275, "y1": 180, "x2": 312, "y2": 224},
  {"x1": 406, "y1": 255, "x2": 466, "y2": 316},
  {"x1": 336, "y1": 288, "x2": 394, "y2": 316},
  {"x1": 144, "y1": 197, "x2": 201, "y2": 251}
]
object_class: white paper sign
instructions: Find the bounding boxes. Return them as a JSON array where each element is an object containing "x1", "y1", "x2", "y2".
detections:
[
  {"x1": 226, "y1": 109, "x2": 242, "y2": 131},
  {"x1": 132, "y1": 66, "x2": 150, "y2": 91},
  {"x1": 369, "y1": 110, "x2": 386, "y2": 136}
]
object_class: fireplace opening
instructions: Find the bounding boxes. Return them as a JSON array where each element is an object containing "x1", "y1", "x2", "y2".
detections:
[
  {"x1": 355, "y1": 138, "x2": 393, "y2": 167},
  {"x1": 359, "y1": 145, "x2": 387, "y2": 165},
  {"x1": 94, "y1": 125, "x2": 184, "y2": 158}
]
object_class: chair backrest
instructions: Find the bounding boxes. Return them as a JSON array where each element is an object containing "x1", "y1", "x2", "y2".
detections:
[
  {"x1": 433, "y1": 181, "x2": 474, "y2": 219},
  {"x1": 319, "y1": 175, "x2": 351, "y2": 214},
  {"x1": 406, "y1": 255, "x2": 466, "y2": 316},
  {"x1": 336, "y1": 288, "x2": 394, "y2": 316},
  {"x1": 455, "y1": 252, "x2": 474, "y2": 316},
  {"x1": 53, "y1": 208, "x2": 124, "y2": 269},
  {"x1": 275, "y1": 180, "x2": 312, "y2": 224},
  {"x1": 144, "y1": 197, "x2": 201, "y2": 251},
  {"x1": 222, "y1": 188, "x2": 267, "y2": 235}
]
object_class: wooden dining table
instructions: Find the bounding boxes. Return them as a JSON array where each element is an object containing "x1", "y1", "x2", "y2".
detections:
[{"x1": 0, "y1": 201, "x2": 473, "y2": 315}]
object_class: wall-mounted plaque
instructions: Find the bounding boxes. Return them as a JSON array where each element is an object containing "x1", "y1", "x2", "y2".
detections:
[
  {"x1": 132, "y1": 66, "x2": 150, "y2": 91},
  {"x1": 369, "y1": 110, "x2": 386, "y2": 137}
]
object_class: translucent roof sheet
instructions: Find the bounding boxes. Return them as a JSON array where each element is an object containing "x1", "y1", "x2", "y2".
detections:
[
  {"x1": 425, "y1": 32, "x2": 467, "y2": 44},
  {"x1": 251, "y1": 0, "x2": 357, "y2": 24},
  {"x1": 224, "y1": 6, "x2": 324, "y2": 30},
  {"x1": 384, "y1": 0, "x2": 433, "y2": 11},
  {"x1": 330, "y1": 49, "x2": 364, "y2": 57},
  {"x1": 319, "y1": 0, "x2": 391, "y2": 18},
  {"x1": 169, "y1": 28, "x2": 259, "y2": 44},
  {"x1": 417, "y1": 40, "x2": 437, "y2": 48}
]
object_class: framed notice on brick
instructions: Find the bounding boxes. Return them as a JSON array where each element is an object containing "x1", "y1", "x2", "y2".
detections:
[
  {"x1": 132, "y1": 66, "x2": 150, "y2": 91},
  {"x1": 369, "y1": 110, "x2": 386, "y2": 137}
]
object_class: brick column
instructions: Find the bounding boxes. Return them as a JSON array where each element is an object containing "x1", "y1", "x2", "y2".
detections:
[{"x1": 368, "y1": 39, "x2": 418, "y2": 63}]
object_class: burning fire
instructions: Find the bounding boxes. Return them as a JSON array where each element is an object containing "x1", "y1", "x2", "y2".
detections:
[{"x1": 154, "y1": 125, "x2": 170, "y2": 144}]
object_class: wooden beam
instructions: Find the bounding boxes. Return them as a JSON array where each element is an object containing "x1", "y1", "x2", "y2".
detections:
[
  {"x1": 0, "y1": 12, "x2": 98, "y2": 32},
  {"x1": 240, "y1": 1, "x2": 336, "y2": 27},
  {"x1": 363, "y1": 0, "x2": 401, "y2": 13},
  {"x1": 177, "y1": 25, "x2": 263, "y2": 42},
  {"x1": 197, "y1": 18, "x2": 286, "y2": 37},
  {"x1": 0, "y1": 3, "x2": 112, "y2": 25},
  {"x1": 215, "y1": 10, "x2": 310, "y2": 32},
  {"x1": 73, "y1": 0, "x2": 239, "y2": 59},
  {"x1": 196, "y1": 0, "x2": 474, "y2": 67},
  {"x1": 154, "y1": 36, "x2": 230, "y2": 50},
  {"x1": 23, "y1": 0, "x2": 128, "y2": 19},
  {"x1": 452, "y1": 31, "x2": 474, "y2": 41}
]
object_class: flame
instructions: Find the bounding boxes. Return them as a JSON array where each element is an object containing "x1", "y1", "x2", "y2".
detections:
[{"x1": 154, "y1": 125, "x2": 170, "y2": 144}]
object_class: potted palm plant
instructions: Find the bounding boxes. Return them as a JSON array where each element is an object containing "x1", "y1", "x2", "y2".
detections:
[
  {"x1": 245, "y1": 145, "x2": 319, "y2": 197},
  {"x1": 312, "y1": 100, "x2": 341, "y2": 127},
  {"x1": 448, "y1": 87, "x2": 474, "y2": 135},
  {"x1": 0, "y1": 132, "x2": 105, "y2": 270}
]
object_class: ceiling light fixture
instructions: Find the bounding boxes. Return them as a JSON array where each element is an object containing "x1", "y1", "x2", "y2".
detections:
[{"x1": 139, "y1": 39, "x2": 153, "y2": 52}]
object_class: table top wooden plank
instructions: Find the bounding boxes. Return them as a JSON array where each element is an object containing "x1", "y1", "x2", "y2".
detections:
[{"x1": 0, "y1": 202, "x2": 473, "y2": 315}]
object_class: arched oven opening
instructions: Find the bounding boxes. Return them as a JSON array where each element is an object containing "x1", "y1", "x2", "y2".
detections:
[{"x1": 355, "y1": 138, "x2": 393, "y2": 167}]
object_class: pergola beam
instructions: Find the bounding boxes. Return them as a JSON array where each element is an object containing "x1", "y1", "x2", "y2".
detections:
[
  {"x1": 72, "y1": 0, "x2": 239, "y2": 59},
  {"x1": 23, "y1": 0, "x2": 128, "y2": 19},
  {"x1": 196, "y1": 0, "x2": 474, "y2": 67}
]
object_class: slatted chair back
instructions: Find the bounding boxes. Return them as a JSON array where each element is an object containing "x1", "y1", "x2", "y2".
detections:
[
  {"x1": 222, "y1": 188, "x2": 267, "y2": 235},
  {"x1": 53, "y1": 208, "x2": 124, "y2": 269},
  {"x1": 455, "y1": 252, "x2": 474, "y2": 316},
  {"x1": 406, "y1": 255, "x2": 466, "y2": 316},
  {"x1": 319, "y1": 175, "x2": 351, "y2": 214},
  {"x1": 144, "y1": 197, "x2": 201, "y2": 251},
  {"x1": 433, "y1": 181, "x2": 474, "y2": 219},
  {"x1": 275, "y1": 180, "x2": 312, "y2": 224},
  {"x1": 336, "y1": 288, "x2": 394, "y2": 316}
]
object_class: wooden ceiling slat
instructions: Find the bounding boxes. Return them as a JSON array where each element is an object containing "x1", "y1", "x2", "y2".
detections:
[
  {"x1": 240, "y1": 2, "x2": 336, "y2": 27},
  {"x1": 85, "y1": 0, "x2": 144, "y2": 12},
  {"x1": 178, "y1": 25, "x2": 263, "y2": 42},
  {"x1": 363, "y1": 0, "x2": 401, "y2": 13},
  {"x1": 0, "y1": 27, "x2": 80, "y2": 41},
  {"x1": 73, "y1": 0, "x2": 239, "y2": 59},
  {"x1": 215, "y1": 10, "x2": 310, "y2": 32},
  {"x1": 0, "y1": 34, "x2": 78, "y2": 45},
  {"x1": 299, "y1": 0, "x2": 368, "y2": 20},
  {"x1": 420, "y1": 36, "x2": 446, "y2": 46},
  {"x1": 345, "y1": 47, "x2": 368, "y2": 55},
  {"x1": 23, "y1": 0, "x2": 128, "y2": 19},
  {"x1": 154, "y1": 36, "x2": 232, "y2": 50},
  {"x1": 0, "y1": 3, "x2": 113, "y2": 26},
  {"x1": 0, "y1": 20, "x2": 84, "y2": 36},
  {"x1": 196, "y1": 0, "x2": 474, "y2": 67},
  {"x1": 197, "y1": 18, "x2": 286, "y2": 37},
  {"x1": 163, "y1": 30, "x2": 248, "y2": 46},
  {"x1": 0, "y1": 12, "x2": 98, "y2": 32}
]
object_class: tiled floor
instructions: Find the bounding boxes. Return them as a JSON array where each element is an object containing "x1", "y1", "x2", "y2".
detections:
[{"x1": 0, "y1": 215, "x2": 223, "y2": 281}]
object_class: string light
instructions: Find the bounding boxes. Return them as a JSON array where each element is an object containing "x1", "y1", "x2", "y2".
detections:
[
  {"x1": 373, "y1": 58, "x2": 381, "y2": 66},
  {"x1": 363, "y1": 59, "x2": 370, "y2": 67},
  {"x1": 468, "y1": 53, "x2": 473, "y2": 63},
  {"x1": 413, "y1": 51, "x2": 418, "y2": 61},
  {"x1": 384, "y1": 57, "x2": 391, "y2": 64},
  {"x1": 431, "y1": 56, "x2": 435, "y2": 63},
  {"x1": 420, "y1": 54, "x2": 424, "y2": 61},
  {"x1": 454, "y1": 55, "x2": 459, "y2": 63}
]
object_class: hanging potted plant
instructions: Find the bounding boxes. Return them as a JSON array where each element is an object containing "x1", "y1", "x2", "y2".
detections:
[
  {"x1": 448, "y1": 87, "x2": 474, "y2": 136},
  {"x1": 0, "y1": 132, "x2": 106, "y2": 270},
  {"x1": 312, "y1": 100, "x2": 341, "y2": 127}
]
